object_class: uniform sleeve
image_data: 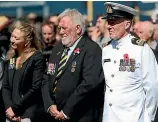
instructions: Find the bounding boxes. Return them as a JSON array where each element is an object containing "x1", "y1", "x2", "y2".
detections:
[{"x1": 141, "y1": 44, "x2": 158, "y2": 121}]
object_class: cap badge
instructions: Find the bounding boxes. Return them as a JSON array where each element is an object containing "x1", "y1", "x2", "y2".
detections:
[{"x1": 106, "y1": 5, "x2": 113, "y2": 13}]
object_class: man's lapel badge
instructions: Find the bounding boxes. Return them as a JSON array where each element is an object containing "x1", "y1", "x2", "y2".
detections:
[
  {"x1": 71, "y1": 61, "x2": 77, "y2": 72},
  {"x1": 73, "y1": 48, "x2": 80, "y2": 55}
]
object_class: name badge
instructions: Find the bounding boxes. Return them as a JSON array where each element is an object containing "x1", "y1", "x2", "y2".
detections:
[{"x1": 104, "y1": 59, "x2": 111, "y2": 63}]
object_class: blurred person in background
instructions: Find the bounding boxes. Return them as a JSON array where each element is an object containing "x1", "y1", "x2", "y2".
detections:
[
  {"x1": 151, "y1": 9, "x2": 158, "y2": 24},
  {"x1": 48, "y1": 14, "x2": 59, "y2": 26},
  {"x1": 137, "y1": 21, "x2": 156, "y2": 48},
  {"x1": 0, "y1": 15, "x2": 12, "y2": 122},
  {"x1": 48, "y1": 14, "x2": 62, "y2": 47},
  {"x1": 96, "y1": 14, "x2": 110, "y2": 48},
  {"x1": 0, "y1": 16, "x2": 12, "y2": 59},
  {"x1": 137, "y1": 21, "x2": 158, "y2": 62},
  {"x1": 26, "y1": 12, "x2": 42, "y2": 42},
  {"x1": 27, "y1": 13, "x2": 37, "y2": 25},
  {"x1": 55, "y1": 26, "x2": 62, "y2": 43},
  {"x1": 87, "y1": 21, "x2": 101, "y2": 42},
  {"x1": 83, "y1": 14, "x2": 90, "y2": 27},
  {"x1": 132, "y1": 21, "x2": 141, "y2": 36},
  {"x1": 2, "y1": 21, "x2": 45, "y2": 122},
  {"x1": 154, "y1": 23, "x2": 158, "y2": 41},
  {"x1": 41, "y1": 21, "x2": 57, "y2": 64}
]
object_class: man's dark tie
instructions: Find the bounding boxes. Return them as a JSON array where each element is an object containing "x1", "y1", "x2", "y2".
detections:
[{"x1": 53, "y1": 47, "x2": 70, "y2": 92}]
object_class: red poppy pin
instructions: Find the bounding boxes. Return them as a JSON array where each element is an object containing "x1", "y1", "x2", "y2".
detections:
[
  {"x1": 74, "y1": 48, "x2": 80, "y2": 55},
  {"x1": 123, "y1": 54, "x2": 129, "y2": 60}
]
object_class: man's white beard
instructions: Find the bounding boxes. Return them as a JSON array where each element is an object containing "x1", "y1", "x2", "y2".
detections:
[{"x1": 62, "y1": 37, "x2": 71, "y2": 46}]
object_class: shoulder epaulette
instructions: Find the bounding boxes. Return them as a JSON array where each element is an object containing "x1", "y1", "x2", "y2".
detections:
[
  {"x1": 131, "y1": 38, "x2": 145, "y2": 46},
  {"x1": 102, "y1": 40, "x2": 112, "y2": 48},
  {"x1": 106, "y1": 40, "x2": 112, "y2": 46}
]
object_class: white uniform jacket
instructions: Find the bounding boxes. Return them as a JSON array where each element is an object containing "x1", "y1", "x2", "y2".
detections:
[{"x1": 102, "y1": 34, "x2": 158, "y2": 122}]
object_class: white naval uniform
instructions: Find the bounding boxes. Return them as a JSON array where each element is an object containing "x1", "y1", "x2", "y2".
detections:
[{"x1": 102, "y1": 34, "x2": 158, "y2": 122}]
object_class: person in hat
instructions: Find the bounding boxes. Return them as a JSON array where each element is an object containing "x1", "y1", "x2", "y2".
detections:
[{"x1": 102, "y1": 2, "x2": 158, "y2": 122}]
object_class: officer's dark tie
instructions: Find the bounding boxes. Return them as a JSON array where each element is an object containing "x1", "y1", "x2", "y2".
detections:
[{"x1": 53, "y1": 47, "x2": 70, "y2": 92}]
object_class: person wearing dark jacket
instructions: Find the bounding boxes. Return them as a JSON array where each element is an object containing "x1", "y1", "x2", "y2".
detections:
[
  {"x1": 2, "y1": 21, "x2": 45, "y2": 122},
  {"x1": 42, "y1": 8, "x2": 104, "y2": 122}
]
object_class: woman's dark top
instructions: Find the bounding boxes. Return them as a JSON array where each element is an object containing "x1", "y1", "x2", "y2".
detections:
[{"x1": 2, "y1": 51, "x2": 46, "y2": 119}]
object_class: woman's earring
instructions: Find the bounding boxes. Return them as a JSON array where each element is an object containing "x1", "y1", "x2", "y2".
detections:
[
  {"x1": 24, "y1": 44, "x2": 27, "y2": 48},
  {"x1": 25, "y1": 42, "x2": 29, "y2": 48}
]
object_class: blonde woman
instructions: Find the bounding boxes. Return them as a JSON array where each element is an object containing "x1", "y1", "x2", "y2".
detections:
[{"x1": 2, "y1": 21, "x2": 46, "y2": 122}]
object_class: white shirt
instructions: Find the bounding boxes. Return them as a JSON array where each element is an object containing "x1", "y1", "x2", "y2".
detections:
[
  {"x1": 102, "y1": 34, "x2": 158, "y2": 122},
  {"x1": 64, "y1": 36, "x2": 82, "y2": 63}
]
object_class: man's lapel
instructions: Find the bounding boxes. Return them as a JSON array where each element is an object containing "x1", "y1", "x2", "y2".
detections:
[{"x1": 52, "y1": 45, "x2": 65, "y2": 80}]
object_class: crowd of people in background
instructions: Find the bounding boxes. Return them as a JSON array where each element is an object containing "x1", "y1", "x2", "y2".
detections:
[
  {"x1": 0, "y1": 2, "x2": 158, "y2": 122},
  {"x1": 1, "y1": 9, "x2": 158, "y2": 55}
]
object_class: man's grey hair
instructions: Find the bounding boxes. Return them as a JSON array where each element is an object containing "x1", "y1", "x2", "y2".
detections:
[{"x1": 58, "y1": 8, "x2": 86, "y2": 34}]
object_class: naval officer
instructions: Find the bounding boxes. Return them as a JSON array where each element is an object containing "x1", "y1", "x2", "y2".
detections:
[{"x1": 102, "y1": 2, "x2": 158, "y2": 122}]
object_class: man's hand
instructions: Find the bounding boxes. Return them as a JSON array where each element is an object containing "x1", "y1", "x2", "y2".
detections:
[
  {"x1": 49, "y1": 105, "x2": 60, "y2": 117},
  {"x1": 55, "y1": 111, "x2": 66, "y2": 122},
  {"x1": 6, "y1": 107, "x2": 15, "y2": 120},
  {"x1": 11, "y1": 116, "x2": 21, "y2": 122}
]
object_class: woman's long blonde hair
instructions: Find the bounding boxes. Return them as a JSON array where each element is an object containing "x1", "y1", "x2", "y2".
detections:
[{"x1": 5, "y1": 21, "x2": 41, "y2": 69}]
